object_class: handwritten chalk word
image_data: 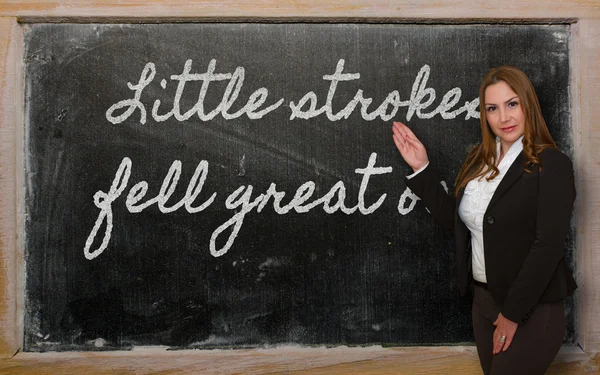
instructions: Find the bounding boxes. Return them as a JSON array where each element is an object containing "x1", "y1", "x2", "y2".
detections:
[
  {"x1": 289, "y1": 60, "x2": 480, "y2": 122},
  {"x1": 84, "y1": 153, "x2": 392, "y2": 260},
  {"x1": 210, "y1": 152, "x2": 392, "y2": 257},
  {"x1": 83, "y1": 157, "x2": 216, "y2": 260},
  {"x1": 106, "y1": 59, "x2": 284, "y2": 125}
]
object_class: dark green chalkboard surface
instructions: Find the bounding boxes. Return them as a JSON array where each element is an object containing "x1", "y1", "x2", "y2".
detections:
[{"x1": 24, "y1": 23, "x2": 572, "y2": 350}]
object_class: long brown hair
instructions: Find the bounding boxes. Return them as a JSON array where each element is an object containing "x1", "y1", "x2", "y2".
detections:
[{"x1": 454, "y1": 66, "x2": 556, "y2": 195}]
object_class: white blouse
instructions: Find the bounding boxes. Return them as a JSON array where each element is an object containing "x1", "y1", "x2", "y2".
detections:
[{"x1": 458, "y1": 136, "x2": 524, "y2": 283}]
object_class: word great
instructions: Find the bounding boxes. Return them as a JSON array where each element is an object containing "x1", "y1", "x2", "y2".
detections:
[
  {"x1": 105, "y1": 59, "x2": 480, "y2": 125},
  {"x1": 84, "y1": 154, "x2": 428, "y2": 260}
]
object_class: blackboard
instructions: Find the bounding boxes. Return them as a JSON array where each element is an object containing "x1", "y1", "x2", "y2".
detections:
[{"x1": 23, "y1": 23, "x2": 573, "y2": 351}]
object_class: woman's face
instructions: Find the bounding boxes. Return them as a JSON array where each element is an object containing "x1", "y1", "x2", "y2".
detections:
[{"x1": 484, "y1": 81, "x2": 526, "y2": 155}]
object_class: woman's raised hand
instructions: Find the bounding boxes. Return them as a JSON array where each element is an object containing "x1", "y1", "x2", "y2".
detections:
[{"x1": 392, "y1": 121, "x2": 429, "y2": 172}]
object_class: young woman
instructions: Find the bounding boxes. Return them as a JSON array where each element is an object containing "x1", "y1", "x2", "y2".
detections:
[{"x1": 392, "y1": 66, "x2": 576, "y2": 375}]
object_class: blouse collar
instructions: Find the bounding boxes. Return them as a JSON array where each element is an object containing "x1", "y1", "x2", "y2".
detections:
[{"x1": 496, "y1": 135, "x2": 524, "y2": 167}]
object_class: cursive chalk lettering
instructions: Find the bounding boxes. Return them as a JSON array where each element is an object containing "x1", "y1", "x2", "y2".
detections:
[
  {"x1": 106, "y1": 60, "x2": 479, "y2": 126},
  {"x1": 85, "y1": 153, "x2": 393, "y2": 259},
  {"x1": 210, "y1": 152, "x2": 391, "y2": 257},
  {"x1": 106, "y1": 59, "x2": 283, "y2": 125},
  {"x1": 84, "y1": 157, "x2": 132, "y2": 260},
  {"x1": 85, "y1": 158, "x2": 216, "y2": 259},
  {"x1": 290, "y1": 62, "x2": 479, "y2": 122}
]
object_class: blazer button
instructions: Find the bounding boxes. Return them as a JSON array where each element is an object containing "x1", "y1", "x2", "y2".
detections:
[{"x1": 487, "y1": 216, "x2": 495, "y2": 224}]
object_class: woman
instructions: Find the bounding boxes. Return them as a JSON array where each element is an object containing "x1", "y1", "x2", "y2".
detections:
[{"x1": 392, "y1": 66, "x2": 576, "y2": 375}]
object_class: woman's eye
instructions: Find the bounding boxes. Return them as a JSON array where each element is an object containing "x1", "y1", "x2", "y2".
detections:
[
  {"x1": 508, "y1": 101, "x2": 519, "y2": 108},
  {"x1": 486, "y1": 106, "x2": 497, "y2": 112}
]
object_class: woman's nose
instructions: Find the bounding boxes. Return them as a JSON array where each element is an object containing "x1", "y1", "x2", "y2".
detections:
[{"x1": 499, "y1": 108, "x2": 509, "y2": 123}]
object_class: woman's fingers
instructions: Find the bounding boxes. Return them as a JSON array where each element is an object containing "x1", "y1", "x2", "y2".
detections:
[
  {"x1": 502, "y1": 332, "x2": 515, "y2": 352},
  {"x1": 393, "y1": 121, "x2": 410, "y2": 141},
  {"x1": 394, "y1": 121, "x2": 414, "y2": 138},
  {"x1": 493, "y1": 328, "x2": 515, "y2": 354},
  {"x1": 394, "y1": 121, "x2": 424, "y2": 149},
  {"x1": 392, "y1": 133, "x2": 407, "y2": 154},
  {"x1": 392, "y1": 121, "x2": 429, "y2": 172},
  {"x1": 492, "y1": 327, "x2": 501, "y2": 354},
  {"x1": 492, "y1": 313, "x2": 519, "y2": 354},
  {"x1": 392, "y1": 124, "x2": 411, "y2": 154},
  {"x1": 393, "y1": 130, "x2": 416, "y2": 162},
  {"x1": 401, "y1": 122, "x2": 419, "y2": 139},
  {"x1": 404, "y1": 131, "x2": 425, "y2": 149},
  {"x1": 493, "y1": 329, "x2": 503, "y2": 354},
  {"x1": 392, "y1": 121, "x2": 406, "y2": 139},
  {"x1": 392, "y1": 122, "x2": 407, "y2": 142},
  {"x1": 393, "y1": 122, "x2": 417, "y2": 149}
]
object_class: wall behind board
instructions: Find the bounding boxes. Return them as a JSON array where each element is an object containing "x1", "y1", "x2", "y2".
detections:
[{"x1": 22, "y1": 23, "x2": 572, "y2": 351}]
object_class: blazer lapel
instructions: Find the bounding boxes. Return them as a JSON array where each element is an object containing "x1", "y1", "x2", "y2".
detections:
[
  {"x1": 454, "y1": 186, "x2": 465, "y2": 228},
  {"x1": 487, "y1": 151, "x2": 526, "y2": 209},
  {"x1": 455, "y1": 187, "x2": 465, "y2": 215}
]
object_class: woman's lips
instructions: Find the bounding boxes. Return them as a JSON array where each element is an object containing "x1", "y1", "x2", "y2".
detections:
[{"x1": 502, "y1": 125, "x2": 518, "y2": 132}]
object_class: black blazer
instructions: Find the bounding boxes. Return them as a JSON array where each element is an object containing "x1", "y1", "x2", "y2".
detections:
[{"x1": 405, "y1": 147, "x2": 576, "y2": 324}]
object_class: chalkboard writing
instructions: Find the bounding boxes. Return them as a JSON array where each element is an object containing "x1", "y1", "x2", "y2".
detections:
[{"x1": 24, "y1": 23, "x2": 572, "y2": 350}]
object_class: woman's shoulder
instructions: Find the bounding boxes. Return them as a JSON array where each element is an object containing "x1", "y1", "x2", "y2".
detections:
[
  {"x1": 537, "y1": 146, "x2": 573, "y2": 172},
  {"x1": 538, "y1": 146, "x2": 571, "y2": 161}
]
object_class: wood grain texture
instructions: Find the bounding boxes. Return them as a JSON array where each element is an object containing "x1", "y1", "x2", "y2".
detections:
[
  {"x1": 0, "y1": 346, "x2": 597, "y2": 375},
  {"x1": 0, "y1": 0, "x2": 597, "y2": 20},
  {"x1": 0, "y1": 16, "x2": 22, "y2": 359},
  {"x1": 0, "y1": 1, "x2": 599, "y2": 374},
  {"x1": 573, "y1": 18, "x2": 600, "y2": 353}
]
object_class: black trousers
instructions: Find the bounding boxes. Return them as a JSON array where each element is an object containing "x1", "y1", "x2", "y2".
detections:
[{"x1": 472, "y1": 284, "x2": 565, "y2": 375}]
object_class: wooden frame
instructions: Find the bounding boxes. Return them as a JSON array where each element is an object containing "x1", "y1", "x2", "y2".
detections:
[{"x1": 1, "y1": 1, "x2": 599, "y2": 373}]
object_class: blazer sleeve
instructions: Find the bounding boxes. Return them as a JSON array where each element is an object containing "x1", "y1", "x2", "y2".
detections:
[
  {"x1": 501, "y1": 148, "x2": 576, "y2": 324},
  {"x1": 404, "y1": 165, "x2": 456, "y2": 232}
]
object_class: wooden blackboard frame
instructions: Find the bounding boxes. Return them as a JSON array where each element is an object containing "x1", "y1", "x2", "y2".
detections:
[{"x1": 1, "y1": 1, "x2": 599, "y2": 373}]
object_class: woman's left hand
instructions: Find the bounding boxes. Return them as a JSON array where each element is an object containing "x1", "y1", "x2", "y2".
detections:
[{"x1": 492, "y1": 313, "x2": 518, "y2": 354}]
